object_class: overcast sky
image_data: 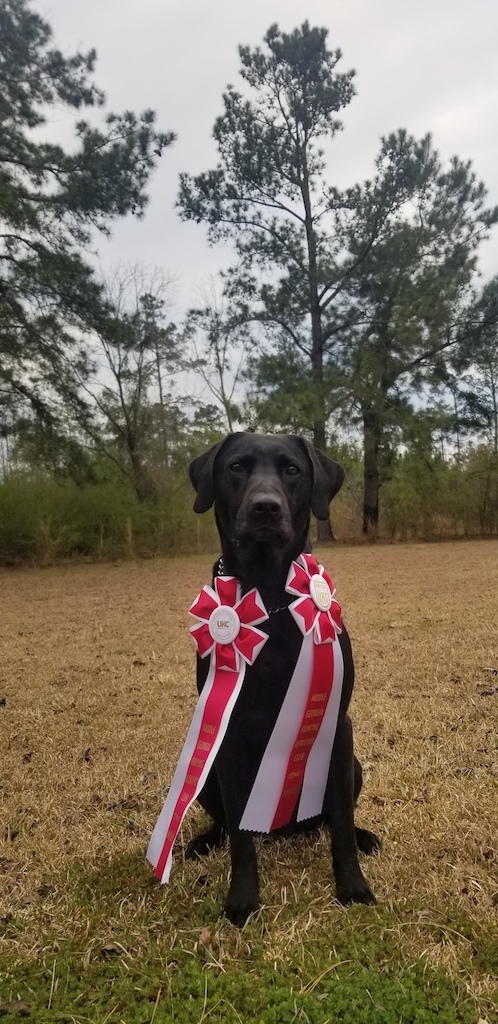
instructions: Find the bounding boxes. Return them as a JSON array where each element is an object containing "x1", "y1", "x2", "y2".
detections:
[{"x1": 39, "y1": 0, "x2": 498, "y2": 311}]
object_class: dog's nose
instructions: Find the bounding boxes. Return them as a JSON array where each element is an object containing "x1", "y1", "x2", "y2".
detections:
[{"x1": 250, "y1": 496, "x2": 282, "y2": 518}]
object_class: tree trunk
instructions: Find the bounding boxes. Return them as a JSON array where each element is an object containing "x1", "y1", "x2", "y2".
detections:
[
  {"x1": 311, "y1": 337, "x2": 334, "y2": 542},
  {"x1": 453, "y1": 391, "x2": 461, "y2": 463},
  {"x1": 362, "y1": 408, "x2": 382, "y2": 539},
  {"x1": 301, "y1": 161, "x2": 334, "y2": 542},
  {"x1": 491, "y1": 374, "x2": 498, "y2": 454},
  {"x1": 155, "y1": 340, "x2": 169, "y2": 462},
  {"x1": 128, "y1": 433, "x2": 156, "y2": 502},
  {"x1": 316, "y1": 516, "x2": 334, "y2": 543}
]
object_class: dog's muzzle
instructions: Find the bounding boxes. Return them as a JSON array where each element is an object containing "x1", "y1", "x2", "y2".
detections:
[{"x1": 235, "y1": 490, "x2": 292, "y2": 542}]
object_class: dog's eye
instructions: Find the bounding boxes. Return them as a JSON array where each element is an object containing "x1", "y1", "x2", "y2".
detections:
[
  {"x1": 229, "y1": 461, "x2": 244, "y2": 473},
  {"x1": 286, "y1": 464, "x2": 300, "y2": 475}
]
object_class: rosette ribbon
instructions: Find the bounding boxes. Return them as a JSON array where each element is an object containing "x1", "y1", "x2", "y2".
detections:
[
  {"x1": 240, "y1": 553, "x2": 344, "y2": 833},
  {"x1": 147, "y1": 576, "x2": 268, "y2": 882},
  {"x1": 286, "y1": 553, "x2": 343, "y2": 644}
]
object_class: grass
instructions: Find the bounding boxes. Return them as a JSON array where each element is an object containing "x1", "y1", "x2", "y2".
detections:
[{"x1": 0, "y1": 541, "x2": 497, "y2": 1021}]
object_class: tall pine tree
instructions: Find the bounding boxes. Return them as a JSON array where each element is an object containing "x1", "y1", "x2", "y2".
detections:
[
  {"x1": 179, "y1": 22, "x2": 357, "y2": 534},
  {"x1": 0, "y1": 0, "x2": 174, "y2": 444}
]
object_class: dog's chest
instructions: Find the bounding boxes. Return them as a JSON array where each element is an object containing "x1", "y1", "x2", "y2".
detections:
[{"x1": 215, "y1": 613, "x2": 306, "y2": 762}]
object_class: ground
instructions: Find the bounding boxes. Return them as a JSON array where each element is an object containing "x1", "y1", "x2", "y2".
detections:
[{"x1": 0, "y1": 541, "x2": 497, "y2": 1022}]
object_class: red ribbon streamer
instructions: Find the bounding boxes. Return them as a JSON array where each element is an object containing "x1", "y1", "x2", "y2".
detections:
[{"x1": 154, "y1": 663, "x2": 240, "y2": 881}]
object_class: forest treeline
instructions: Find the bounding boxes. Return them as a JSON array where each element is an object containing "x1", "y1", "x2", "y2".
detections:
[{"x1": 1, "y1": 1, "x2": 498, "y2": 563}]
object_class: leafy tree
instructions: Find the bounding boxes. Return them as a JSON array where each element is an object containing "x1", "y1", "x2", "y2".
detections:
[
  {"x1": 242, "y1": 340, "x2": 344, "y2": 438},
  {"x1": 0, "y1": 0, "x2": 174, "y2": 438},
  {"x1": 335, "y1": 133, "x2": 498, "y2": 535},
  {"x1": 452, "y1": 277, "x2": 498, "y2": 453},
  {"x1": 462, "y1": 445, "x2": 498, "y2": 534},
  {"x1": 0, "y1": 390, "x2": 21, "y2": 475},
  {"x1": 178, "y1": 23, "x2": 492, "y2": 541}
]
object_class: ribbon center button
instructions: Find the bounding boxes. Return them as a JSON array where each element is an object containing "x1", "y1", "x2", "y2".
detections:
[
  {"x1": 309, "y1": 574, "x2": 332, "y2": 611},
  {"x1": 208, "y1": 605, "x2": 241, "y2": 645}
]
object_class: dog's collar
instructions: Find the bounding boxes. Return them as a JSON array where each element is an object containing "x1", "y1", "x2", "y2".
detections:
[{"x1": 216, "y1": 556, "x2": 289, "y2": 615}]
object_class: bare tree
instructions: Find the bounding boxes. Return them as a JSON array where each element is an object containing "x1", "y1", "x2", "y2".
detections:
[
  {"x1": 78, "y1": 262, "x2": 180, "y2": 499},
  {"x1": 185, "y1": 279, "x2": 250, "y2": 433}
]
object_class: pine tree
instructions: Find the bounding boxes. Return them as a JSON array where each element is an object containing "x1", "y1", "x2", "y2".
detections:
[
  {"x1": 0, "y1": 0, "x2": 174, "y2": 440},
  {"x1": 178, "y1": 22, "x2": 355, "y2": 458}
]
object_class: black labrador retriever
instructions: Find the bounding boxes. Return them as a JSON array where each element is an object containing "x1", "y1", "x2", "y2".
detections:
[{"x1": 187, "y1": 431, "x2": 379, "y2": 925}]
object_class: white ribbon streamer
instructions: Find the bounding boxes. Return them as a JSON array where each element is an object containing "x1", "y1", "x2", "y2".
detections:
[
  {"x1": 239, "y1": 635, "x2": 314, "y2": 832},
  {"x1": 147, "y1": 658, "x2": 247, "y2": 882}
]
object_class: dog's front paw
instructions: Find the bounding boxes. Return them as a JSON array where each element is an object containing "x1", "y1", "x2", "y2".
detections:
[
  {"x1": 355, "y1": 826, "x2": 382, "y2": 856},
  {"x1": 336, "y1": 874, "x2": 376, "y2": 906},
  {"x1": 224, "y1": 888, "x2": 259, "y2": 927}
]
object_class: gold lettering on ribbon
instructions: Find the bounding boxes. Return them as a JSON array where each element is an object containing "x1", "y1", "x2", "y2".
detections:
[
  {"x1": 197, "y1": 741, "x2": 211, "y2": 752},
  {"x1": 191, "y1": 757, "x2": 203, "y2": 768},
  {"x1": 312, "y1": 693, "x2": 328, "y2": 702},
  {"x1": 202, "y1": 723, "x2": 216, "y2": 734},
  {"x1": 186, "y1": 774, "x2": 197, "y2": 785},
  {"x1": 306, "y1": 708, "x2": 325, "y2": 719}
]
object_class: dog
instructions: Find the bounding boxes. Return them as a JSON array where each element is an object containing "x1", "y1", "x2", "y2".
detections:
[{"x1": 186, "y1": 431, "x2": 379, "y2": 925}]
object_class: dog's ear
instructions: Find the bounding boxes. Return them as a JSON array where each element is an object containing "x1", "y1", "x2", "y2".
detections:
[
  {"x1": 189, "y1": 442, "x2": 223, "y2": 513},
  {"x1": 189, "y1": 436, "x2": 235, "y2": 513},
  {"x1": 296, "y1": 439, "x2": 345, "y2": 521}
]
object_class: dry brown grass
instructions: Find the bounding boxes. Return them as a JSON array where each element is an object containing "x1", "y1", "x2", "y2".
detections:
[{"x1": 0, "y1": 541, "x2": 497, "y2": 1007}]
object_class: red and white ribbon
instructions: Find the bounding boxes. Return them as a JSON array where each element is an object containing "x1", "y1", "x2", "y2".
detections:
[
  {"x1": 147, "y1": 576, "x2": 268, "y2": 882},
  {"x1": 240, "y1": 554, "x2": 343, "y2": 832},
  {"x1": 148, "y1": 556, "x2": 344, "y2": 882}
]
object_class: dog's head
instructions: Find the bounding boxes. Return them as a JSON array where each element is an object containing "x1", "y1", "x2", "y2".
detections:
[{"x1": 189, "y1": 433, "x2": 344, "y2": 549}]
